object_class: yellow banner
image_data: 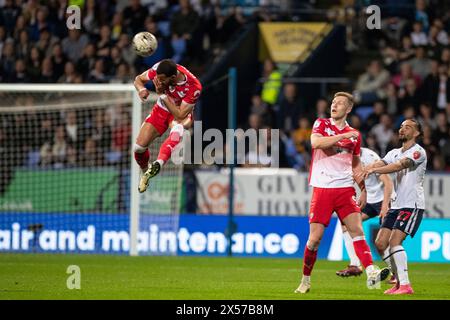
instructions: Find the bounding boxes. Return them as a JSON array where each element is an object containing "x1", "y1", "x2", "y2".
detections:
[{"x1": 259, "y1": 22, "x2": 332, "y2": 63}]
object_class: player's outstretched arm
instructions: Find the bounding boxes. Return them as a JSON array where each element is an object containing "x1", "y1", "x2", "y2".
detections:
[
  {"x1": 134, "y1": 71, "x2": 151, "y2": 101},
  {"x1": 369, "y1": 157, "x2": 414, "y2": 175},
  {"x1": 310, "y1": 131, "x2": 357, "y2": 149}
]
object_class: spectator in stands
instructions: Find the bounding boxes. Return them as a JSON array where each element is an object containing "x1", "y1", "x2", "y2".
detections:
[
  {"x1": 259, "y1": 59, "x2": 282, "y2": 107},
  {"x1": 16, "y1": 29, "x2": 31, "y2": 60},
  {"x1": 417, "y1": 102, "x2": 437, "y2": 129},
  {"x1": 410, "y1": 21, "x2": 428, "y2": 46},
  {"x1": 50, "y1": 42, "x2": 67, "y2": 80},
  {"x1": 422, "y1": 124, "x2": 438, "y2": 170},
  {"x1": 10, "y1": 58, "x2": 29, "y2": 83},
  {"x1": 122, "y1": 0, "x2": 148, "y2": 35},
  {"x1": 353, "y1": 59, "x2": 390, "y2": 104},
  {"x1": 27, "y1": 46, "x2": 42, "y2": 82},
  {"x1": 408, "y1": 46, "x2": 431, "y2": 81},
  {"x1": 398, "y1": 79, "x2": 421, "y2": 111},
  {"x1": 415, "y1": 0, "x2": 430, "y2": 32},
  {"x1": 432, "y1": 18, "x2": 449, "y2": 46},
  {"x1": 432, "y1": 111, "x2": 449, "y2": 148},
  {"x1": 77, "y1": 43, "x2": 97, "y2": 77},
  {"x1": 275, "y1": 82, "x2": 305, "y2": 132},
  {"x1": 39, "y1": 57, "x2": 56, "y2": 83},
  {"x1": 420, "y1": 59, "x2": 440, "y2": 106},
  {"x1": 96, "y1": 24, "x2": 113, "y2": 58},
  {"x1": 170, "y1": 0, "x2": 200, "y2": 63},
  {"x1": 381, "y1": 45, "x2": 400, "y2": 74},
  {"x1": 0, "y1": 40, "x2": 16, "y2": 81},
  {"x1": 250, "y1": 94, "x2": 274, "y2": 127},
  {"x1": 399, "y1": 36, "x2": 415, "y2": 62},
  {"x1": 0, "y1": 0, "x2": 21, "y2": 36},
  {"x1": 111, "y1": 12, "x2": 123, "y2": 41},
  {"x1": 29, "y1": 7, "x2": 49, "y2": 42},
  {"x1": 64, "y1": 111, "x2": 83, "y2": 151},
  {"x1": 440, "y1": 47, "x2": 450, "y2": 66},
  {"x1": 291, "y1": 117, "x2": 312, "y2": 155},
  {"x1": 392, "y1": 62, "x2": 421, "y2": 92},
  {"x1": 79, "y1": 137, "x2": 104, "y2": 167},
  {"x1": 88, "y1": 59, "x2": 107, "y2": 83},
  {"x1": 313, "y1": 98, "x2": 329, "y2": 120},
  {"x1": 116, "y1": 33, "x2": 137, "y2": 67},
  {"x1": 90, "y1": 110, "x2": 112, "y2": 154},
  {"x1": 110, "y1": 62, "x2": 132, "y2": 84},
  {"x1": 371, "y1": 113, "x2": 394, "y2": 156},
  {"x1": 57, "y1": 61, "x2": 78, "y2": 83},
  {"x1": 364, "y1": 133, "x2": 381, "y2": 155},
  {"x1": 434, "y1": 64, "x2": 450, "y2": 110},
  {"x1": 364, "y1": 100, "x2": 385, "y2": 131},
  {"x1": 441, "y1": 131, "x2": 450, "y2": 169},
  {"x1": 82, "y1": 0, "x2": 100, "y2": 35},
  {"x1": 112, "y1": 112, "x2": 132, "y2": 156},
  {"x1": 36, "y1": 27, "x2": 59, "y2": 58},
  {"x1": 385, "y1": 83, "x2": 399, "y2": 115},
  {"x1": 39, "y1": 125, "x2": 68, "y2": 168},
  {"x1": 0, "y1": 25, "x2": 5, "y2": 55},
  {"x1": 61, "y1": 29, "x2": 89, "y2": 63}
]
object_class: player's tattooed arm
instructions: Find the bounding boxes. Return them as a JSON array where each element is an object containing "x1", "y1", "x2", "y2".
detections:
[
  {"x1": 368, "y1": 157, "x2": 413, "y2": 176},
  {"x1": 400, "y1": 158, "x2": 415, "y2": 169}
]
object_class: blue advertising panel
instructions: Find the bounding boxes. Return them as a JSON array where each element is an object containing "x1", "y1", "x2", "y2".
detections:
[
  {"x1": 355, "y1": 218, "x2": 450, "y2": 263},
  {"x1": 0, "y1": 213, "x2": 449, "y2": 262}
]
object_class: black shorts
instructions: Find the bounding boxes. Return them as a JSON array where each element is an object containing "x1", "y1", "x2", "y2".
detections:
[
  {"x1": 380, "y1": 208, "x2": 424, "y2": 238},
  {"x1": 362, "y1": 201, "x2": 382, "y2": 219}
]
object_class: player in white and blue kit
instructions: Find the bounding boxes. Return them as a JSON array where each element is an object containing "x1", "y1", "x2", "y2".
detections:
[
  {"x1": 362, "y1": 119, "x2": 427, "y2": 295},
  {"x1": 336, "y1": 147, "x2": 393, "y2": 277}
]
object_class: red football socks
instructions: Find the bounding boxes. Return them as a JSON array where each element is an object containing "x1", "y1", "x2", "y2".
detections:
[
  {"x1": 303, "y1": 246, "x2": 318, "y2": 276},
  {"x1": 353, "y1": 239, "x2": 374, "y2": 268},
  {"x1": 134, "y1": 149, "x2": 150, "y2": 171},
  {"x1": 157, "y1": 131, "x2": 181, "y2": 163}
]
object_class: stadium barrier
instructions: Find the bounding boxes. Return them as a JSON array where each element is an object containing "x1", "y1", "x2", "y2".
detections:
[{"x1": 196, "y1": 168, "x2": 450, "y2": 218}]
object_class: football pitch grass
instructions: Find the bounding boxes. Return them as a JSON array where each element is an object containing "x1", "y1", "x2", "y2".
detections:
[{"x1": 0, "y1": 254, "x2": 449, "y2": 300}]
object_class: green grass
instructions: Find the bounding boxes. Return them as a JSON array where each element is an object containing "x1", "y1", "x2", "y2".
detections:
[{"x1": 0, "y1": 254, "x2": 449, "y2": 300}]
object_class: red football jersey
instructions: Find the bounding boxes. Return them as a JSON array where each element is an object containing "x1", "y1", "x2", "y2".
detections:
[
  {"x1": 146, "y1": 62, "x2": 202, "y2": 111},
  {"x1": 309, "y1": 118, "x2": 361, "y2": 188}
]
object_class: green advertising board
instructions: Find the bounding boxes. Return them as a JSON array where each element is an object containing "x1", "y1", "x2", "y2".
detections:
[{"x1": 0, "y1": 168, "x2": 119, "y2": 213}]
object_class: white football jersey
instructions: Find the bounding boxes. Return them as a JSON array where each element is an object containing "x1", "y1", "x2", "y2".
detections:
[
  {"x1": 360, "y1": 148, "x2": 384, "y2": 203},
  {"x1": 382, "y1": 144, "x2": 427, "y2": 209}
]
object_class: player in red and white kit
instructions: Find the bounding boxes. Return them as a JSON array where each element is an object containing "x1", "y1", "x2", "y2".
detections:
[
  {"x1": 133, "y1": 59, "x2": 202, "y2": 192},
  {"x1": 294, "y1": 92, "x2": 389, "y2": 294}
]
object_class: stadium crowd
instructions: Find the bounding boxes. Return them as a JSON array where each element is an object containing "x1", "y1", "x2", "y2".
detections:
[
  {"x1": 1, "y1": 0, "x2": 449, "y2": 174},
  {"x1": 246, "y1": 0, "x2": 450, "y2": 172}
]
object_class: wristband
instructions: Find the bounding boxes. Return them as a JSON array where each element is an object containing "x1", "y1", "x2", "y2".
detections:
[{"x1": 139, "y1": 88, "x2": 147, "y2": 92}]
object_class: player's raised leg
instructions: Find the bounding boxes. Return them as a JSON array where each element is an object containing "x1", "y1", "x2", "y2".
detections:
[
  {"x1": 295, "y1": 223, "x2": 323, "y2": 294},
  {"x1": 135, "y1": 121, "x2": 161, "y2": 193}
]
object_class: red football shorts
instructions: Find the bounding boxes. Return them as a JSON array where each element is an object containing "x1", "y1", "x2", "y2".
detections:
[
  {"x1": 145, "y1": 104, "x2": 192, "y2": 135},
  {"x1": 309, "y1": 187, "x2": 361, "y2": 227}
]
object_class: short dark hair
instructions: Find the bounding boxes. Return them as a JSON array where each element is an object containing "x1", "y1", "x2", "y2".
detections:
[
  {"x1": 407, "y1": 118, "x2": 422, "y2": 136},
  {"x1": 156, "y1": 59, "x2": 177, "y2": 77}
]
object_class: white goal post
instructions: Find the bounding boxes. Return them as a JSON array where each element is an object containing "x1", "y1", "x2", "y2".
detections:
[{"x1": 0, "y1": 84, "x2": 182, "y2": 256}]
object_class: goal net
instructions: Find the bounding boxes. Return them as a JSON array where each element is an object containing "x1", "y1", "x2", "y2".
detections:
[{"x1": 0, "y1": 84, "x2": 183, "y2": 256}]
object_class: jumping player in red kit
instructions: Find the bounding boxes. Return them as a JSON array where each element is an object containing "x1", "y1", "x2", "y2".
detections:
[
  {"x1": 133, "y1": 59, "x2": 202, "y2": 192},
  {"x1": 294, "y1": 92, "x2": 389, "y2": 294}
]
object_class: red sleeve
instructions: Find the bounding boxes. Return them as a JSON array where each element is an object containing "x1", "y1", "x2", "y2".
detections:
[
  {"x1": 353, "y1": 131, "x2": 361, "y2": 156},
  {"x1": 312, "y1": 118, "x2": 326, "y2": 135},
  {"x1": 145, "y1": 62, "x2": 159, "y2": 81},
  {"x1": 182, "y1": 83, "x2": 202, "y2": 105}
]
